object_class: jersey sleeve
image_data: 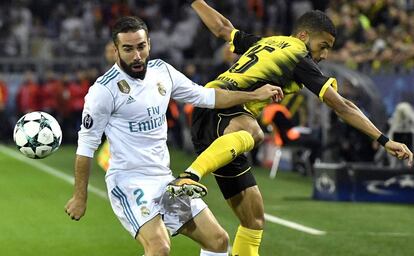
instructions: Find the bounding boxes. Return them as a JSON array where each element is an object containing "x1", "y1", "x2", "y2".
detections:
[
  {"x1": 293, "y1": 56, "x2": 338, "y2": 101},
  {"x1": 165, "y1": 62, "x2": 216, "y2": 108},
  {"x1": 76, "y1": 84, "x2": 114, "y2": 158},
  {"x1": 229, "y1": 29, "x2": 262, "y2": 54}
]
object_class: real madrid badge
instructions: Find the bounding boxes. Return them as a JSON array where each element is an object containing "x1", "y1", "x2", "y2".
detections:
[
  {"x1": 140, "y1": 206, "x2": 150, "y2": 217},
  {"x1": 117, "y1": 80, "x2": 130, "y2": 94},
  {"x1": 157, "y1": 82, "x2": 166, "y2": 96}
]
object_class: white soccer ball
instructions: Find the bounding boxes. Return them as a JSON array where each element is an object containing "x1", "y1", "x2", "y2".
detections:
[{"x1": 13, "y1": 111, "x2": 62, "y2": 159}]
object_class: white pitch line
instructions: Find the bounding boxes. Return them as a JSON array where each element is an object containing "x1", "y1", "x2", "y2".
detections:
[
  {"x1": 0, "y1": 145, "x2": 107, "y2": 199},
  {"x1": 264, "y1": 213, "x2": 327, "y2": 235},
  {"x1": 1, "y1": 144, "x2": 326, "y2": 235}
]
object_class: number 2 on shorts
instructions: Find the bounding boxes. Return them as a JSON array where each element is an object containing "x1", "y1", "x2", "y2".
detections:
[{"x1": 134, "y1": 188, "x2": 147, "y2": 206}]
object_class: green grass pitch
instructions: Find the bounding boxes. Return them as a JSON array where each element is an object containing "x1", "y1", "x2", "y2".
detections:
[{"x1": 0, "y1": 144, "x2": 413, "y2": 255}]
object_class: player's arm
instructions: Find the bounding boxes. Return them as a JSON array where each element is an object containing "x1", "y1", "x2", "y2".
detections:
[
  {"x1": 191, "y1": 0, "x2": 261, "y2": 54},
  {"x1": 65, "y1": 84, "x2": 113, "y2": 220},
  {"x1": 191, "y1": 0, "x2": 234, "y2": 41},
  {"x1": 65, "y1": 155, "x2": 91, "y2": 220},
  {"x1": 168, "y1": 60, "x2": 282, "y2": 108},
  {"x1": 294, "y1": 57, "x2": 413, "y2": 166},
  {"x1": 323, "y1": 87, "x2": 413, "y2": 166},
  {"x1": 213, "y1": 86, "x2": 283, "y2": 109}
]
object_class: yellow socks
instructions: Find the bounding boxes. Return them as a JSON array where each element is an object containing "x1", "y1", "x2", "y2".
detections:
[
  {"x1": 187, "y1": 131, "x2": 254, "y2": 179},
  {"x1": 232, "y1": 225, "x2": 263, "y2": 256}
]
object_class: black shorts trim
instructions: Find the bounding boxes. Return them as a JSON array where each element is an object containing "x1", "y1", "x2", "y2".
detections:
[
  {"x1": 214, "y1": 169, "x2": 257, "y2": 199},
  {"x1": 212, "y1": 166, "x2": 251, "y2": 178}
]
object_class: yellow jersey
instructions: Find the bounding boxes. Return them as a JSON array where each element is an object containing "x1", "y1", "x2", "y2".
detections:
[{"x1": 205, "y1": 29, "x2": 337, "y2": 117}]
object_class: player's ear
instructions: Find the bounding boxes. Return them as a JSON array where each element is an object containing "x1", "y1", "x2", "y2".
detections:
[
  {"x1": 297, "y1": 31, "x2": 310, "y2": 44},
  {"x1": 113, "y1": 42, "x2": 119, "y2": 55},
  {"x1": 148, "y1": 37, "x2": 151, "y2": 51}
]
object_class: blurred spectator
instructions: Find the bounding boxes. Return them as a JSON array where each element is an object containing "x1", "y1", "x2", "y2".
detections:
[
  {"x1": 167, "y1": 100, "x2": 183, "y2": 149},
  {"x1": 63, "y1": 72, "x2": 89, "y2": 143},
  {"x1": 104, "y1": 41, "x2": 117, "y2": 67},
  {"x1": 0, "y1": 76, "x2": 9, "y2": 141},
  {"x1": 210, "y1": 44, "x2": 239, "y2": 81},
  {"x1": 261, "y1": 103, "x2": 300, "y2": 147},
  {"x1": 40, "y1": 70, "x2": 65, "y2": 122},
  {"x1": 183, "y1": 63, "x2": 202, "y2": 84},
  {"x1": 10, "y1": 0, "x2": 32, "y2": 56},
  {"x1": 375, "y1": 102, "x2": 414, "y2": 166},
  {"x1": 16, "y1": 71, "x2": 40, "y2": 116},
  {"x1": 0, "y1": 0, "x2": 412, "y2": 73},
  {"x1": 328, "y1": 0, "x2": 414, "y2": 73}
]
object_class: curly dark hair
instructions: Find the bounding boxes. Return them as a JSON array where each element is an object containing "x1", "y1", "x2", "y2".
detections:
[
  {"x1": 111, "y1": 16, "x2": 148, "y2": 45},
  {"x1": 292, "y1": 10, "x2": 336, "y2": 37}
]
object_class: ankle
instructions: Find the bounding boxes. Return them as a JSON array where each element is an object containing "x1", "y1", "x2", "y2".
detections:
[{"x1": 179, "y1": 171, "x2": 200, "y2": 182}]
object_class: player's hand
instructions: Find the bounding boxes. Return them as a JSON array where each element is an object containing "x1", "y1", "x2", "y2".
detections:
[
  {"x1": 65, "y1": 196, "x2": 87, "y2": 221},
  {"x1": 384, "y1": 140, "x2": 413, "y2": 167},
  {"x1": 253, "y1": 84, "x2": 284, "y2": 102}
]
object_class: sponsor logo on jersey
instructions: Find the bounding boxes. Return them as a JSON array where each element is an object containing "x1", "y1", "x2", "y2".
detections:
[
  {"x1": 83, "y1": 114, "x2": 93, "y2": 129},
  {"x1": 126, "y1": 95, "x2": 136, "y2": 104},
  {"x1": 117, "y1": 79, "x2": 130, "y2": 94},
  {"x1": 129, "y1": 114, "x2": 166, "y2": 132},
  {"x1": 157, "y1": 82, "x2": 166, "y2": 96}
]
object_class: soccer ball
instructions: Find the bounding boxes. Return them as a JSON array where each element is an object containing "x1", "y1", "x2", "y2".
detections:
[{"x1": 13, "y1": 111, "x2": 62, "y2": 159}]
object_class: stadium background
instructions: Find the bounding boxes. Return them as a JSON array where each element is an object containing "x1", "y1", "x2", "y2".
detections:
[{"x1": 0, "y1": 0, "x2": 413, "y2": 255}]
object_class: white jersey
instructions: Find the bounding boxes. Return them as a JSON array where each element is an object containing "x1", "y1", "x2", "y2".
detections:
[{"x1": 76, "y1": 59, "x2": 215, "y2": 176}]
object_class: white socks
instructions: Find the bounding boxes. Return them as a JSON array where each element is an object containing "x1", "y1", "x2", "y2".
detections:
[{"x1": 200, "y1": 249, "x2": 228, "y2": 256}]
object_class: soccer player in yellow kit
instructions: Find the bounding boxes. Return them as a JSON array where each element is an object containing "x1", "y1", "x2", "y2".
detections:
[{"x1": 167, "y1": 1, "x2": 414, "y2": 255}]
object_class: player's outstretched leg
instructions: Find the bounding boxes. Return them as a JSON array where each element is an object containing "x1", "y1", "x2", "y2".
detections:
[
  {"x1": 167, "y1": 130, "x2": 255, "y2": 198},
  {"x1": 166, "y1": 173, "x2": 208, "y2": 199}
]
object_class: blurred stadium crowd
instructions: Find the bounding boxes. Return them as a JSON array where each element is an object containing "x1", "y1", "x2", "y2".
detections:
[
  {"x1": 1, "y1": 0, "x2": 414, "y2": 72},
  {"x1": 0, "y1": 0, "x2": 413, "y2": 169}
]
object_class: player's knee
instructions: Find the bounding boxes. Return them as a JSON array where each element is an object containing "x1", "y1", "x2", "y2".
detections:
[
  {"x1": 145, "y1": 239, "x2": 171, "y2": 255},
  {"x1": 204, "y1": 228, "x2": 229, "y2": 252},
  {"x1": 240, "y1": 214, "x2": 265, "y2": 230},
  {"x1": 252, "y1": 129, "x2": 264, "y2": 146},
  {"x1": 253, "y1": 214, "x2": 265, "y2": 229},
  {"x1": 238, "y1": 203, "x2": 265, "y2": 229}
]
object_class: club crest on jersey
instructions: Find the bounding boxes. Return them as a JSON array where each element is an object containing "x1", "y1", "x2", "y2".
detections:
[
  {"x1": 140, "y1": 206, "x2": 150, "y2": 217},
  {"x1": 117, "y1": 80, "x2": 130, "y2": 94},
  {"x1": 157, "y1": 82, "x2": 166, "y2": 96}
]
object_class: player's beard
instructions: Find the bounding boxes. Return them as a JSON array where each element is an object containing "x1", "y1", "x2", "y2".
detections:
[
  {"x1": 306, "y1": 41, "x2": 320, "y2": 63},
  {"x1": 119, "y1": 56, "x2": 149, "y2": 80}
]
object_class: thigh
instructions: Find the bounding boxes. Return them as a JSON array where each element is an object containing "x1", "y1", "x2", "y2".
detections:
[
  {"x1": 106, "y1": 172, "x2": 171, "y2": 238},
  {"x1": 136, "y1": 215, "x2": 170, "y2": 248},
  {"x1": 178, "y1": 208, "x2": 227, "y2": 250},
  {"x1": 161, "y1": 196, "x2": 207, "y2": 236},
  {"x1": 191, "y1": 106, "x2": 252, "y2": 154},
  {"x1": 223, "y1": 113, "x2": 261, "y2": 135},
  {"x1": 224, "y1": 114, "x2": 264, "y2": 146}
]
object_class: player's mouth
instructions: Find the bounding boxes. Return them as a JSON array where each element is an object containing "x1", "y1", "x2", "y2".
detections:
[{"x1": 131, "y1": 63, "x2": 144, "y2": 72}]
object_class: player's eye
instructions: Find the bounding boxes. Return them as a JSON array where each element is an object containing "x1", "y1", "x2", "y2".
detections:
[{"x1": 137, "y1": 44, "x2": 146, "y2": 50}]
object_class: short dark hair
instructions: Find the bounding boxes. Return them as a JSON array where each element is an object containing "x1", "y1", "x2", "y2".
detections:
[
  {"x1": 111, "y1": 16, "x2": 148, "y2": 45},
  {"x1": 292, "y1": 10, "x2": 336, "y2": 37}
]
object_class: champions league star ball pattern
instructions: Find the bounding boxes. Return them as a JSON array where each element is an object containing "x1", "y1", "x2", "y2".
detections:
[{"x1": 13, "y1": 111, "x2": 62, "y2": 159}]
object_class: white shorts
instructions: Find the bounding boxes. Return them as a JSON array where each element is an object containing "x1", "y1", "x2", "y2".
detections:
[{"x1": 105, "y1": 171, "x2": 207, "y2": 237}]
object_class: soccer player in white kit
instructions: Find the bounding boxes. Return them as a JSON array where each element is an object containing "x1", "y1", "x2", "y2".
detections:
[{"x1": 64, "y1": 16, "x2": 283, "y2": 256}]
